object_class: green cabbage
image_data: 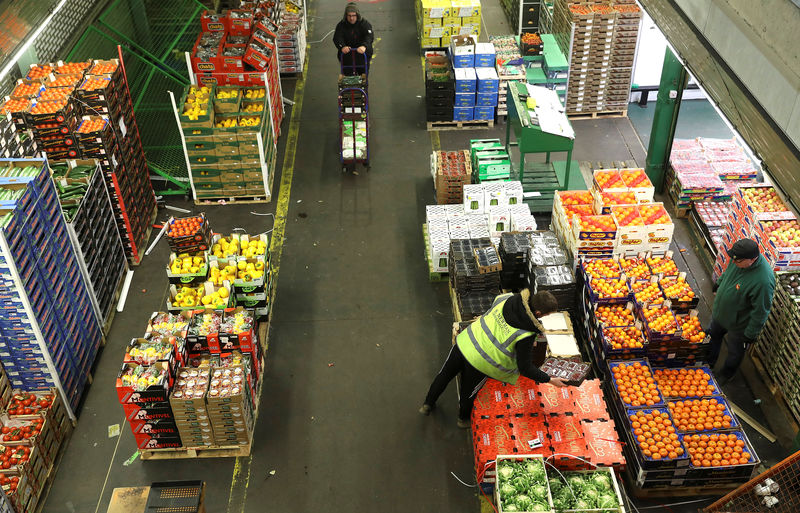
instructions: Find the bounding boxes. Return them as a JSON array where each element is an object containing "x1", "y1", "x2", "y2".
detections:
[
  {"x1": 525, "y1": 460, "x2": 546, "y2": 481},
  {"x1": 597, "y1": 493, "x2": 618, "y2": 508},
  {"x1": 530, "y1": 502, "x2": 550, "y2": 512},
  {"x1": 498, "y1": 462, "x2": 516, "y2": 480},
  {"x1": 503, "y1": 503, "x2": 520, "y2": 512},
  {"x1": 499, "y1": 482, "x2": 516, "y2": 498},
  {"x1": 575, "y1": 498, "x2": 592, "y2": 510},
  {"x1": 567, "y1": 475, "x2": 587, "y2": 493},
  {"x1": 548, "y1": 477, "x2": 563, "y2": 494},
  {"x1": 582, "y1": 487, "x2": 599, "y2": 504},
  {"x1": 511, "y1": 475, "x2": 531, "y2": 493},
  {"x1": 529, "y1": 483, "x2": 548, "y2": 500},
  {"x1": 514, "y1": 494, "x2": 533, "y2": 510},
  {"x1": 591, "y1": 472, "x2": 612, "y2": 491}
]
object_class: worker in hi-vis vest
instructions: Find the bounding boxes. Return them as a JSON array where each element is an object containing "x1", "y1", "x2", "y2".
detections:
[{"x1": 420, "y1": 289, "x2": 568, "y2": 429}]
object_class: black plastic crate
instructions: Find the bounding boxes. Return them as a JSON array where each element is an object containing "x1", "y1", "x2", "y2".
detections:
[{"x1": 146, "y1": 480, "x2": 205, "y2": 513}]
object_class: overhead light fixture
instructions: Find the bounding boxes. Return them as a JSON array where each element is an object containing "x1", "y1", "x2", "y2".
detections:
[{"x1": 0, "y1": 0, "x2": 70, "y2": 82}]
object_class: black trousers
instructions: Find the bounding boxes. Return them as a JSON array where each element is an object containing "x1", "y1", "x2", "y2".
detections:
[{"x1": 424, "y1": 344, "x2": 489, "y2": 421}]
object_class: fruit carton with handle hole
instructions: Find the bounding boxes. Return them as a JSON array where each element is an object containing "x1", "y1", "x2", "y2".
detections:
[{"x1": 573, "y1": 214, "x2": 617, "y2": 240}]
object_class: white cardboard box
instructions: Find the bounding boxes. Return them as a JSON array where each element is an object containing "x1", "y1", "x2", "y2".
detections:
[{"x1": 463, "y1": 183, "x2": 485, "y2": 213}]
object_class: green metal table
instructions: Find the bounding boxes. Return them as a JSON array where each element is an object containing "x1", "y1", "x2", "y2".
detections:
[{"x1": 505, "y1": 82, "x2": 578, "y2": 211}]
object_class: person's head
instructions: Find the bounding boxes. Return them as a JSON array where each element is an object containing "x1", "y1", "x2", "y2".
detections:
[
  {"x1": 727, "y1": 238, "x2": 759, "y2": 268},
  {"x1": 530, "y1": 291, "x2": 558, "y2": 317},
  {"x1": 344, "y1": 2, "x2": 360, "y2": 23}
]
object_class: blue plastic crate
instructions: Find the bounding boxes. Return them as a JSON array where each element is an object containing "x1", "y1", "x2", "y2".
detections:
[
  {"x1": 473, "y1": 106, "x2": 495, "y2": 120},
  {"x1": 452, "y1": 54, "x2": 475, "y2": 68},
  {"x1": 624, "y1": 406, "x2": 690, "y2": 469},
  {"x1": 668, "y1": 396, "x2": 738, "y2": 433},
  {"x1": 608, "y1": 359, "x2": 664, "y2": 408},
  {"x1": 475, "y1": 92, "x2": 498, "y2": 107},
  {"x1": 453, "y1": 106, "x2": 474, "y2": 121},
  {"x1": 454, "y1": 92, "x2": 476, "y2": 108}
]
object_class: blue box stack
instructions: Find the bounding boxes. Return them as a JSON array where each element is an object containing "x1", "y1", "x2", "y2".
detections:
[
  {"x1": 0, "y1": 158, "x2": 102, "y2": 412},
  {"x1": 450, "y1": 36, "x2": 499, "y2": 122}
]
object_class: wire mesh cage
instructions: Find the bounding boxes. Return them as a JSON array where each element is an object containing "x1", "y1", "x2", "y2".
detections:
[{"x1": 704, "y1": 450, "x2": 800, "y2": 513}]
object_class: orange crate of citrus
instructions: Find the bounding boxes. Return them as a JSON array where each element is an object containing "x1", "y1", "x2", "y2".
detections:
[
  {"x1": 576, "y1": 215, "x2": 617, "y2": 238},
  {"x1": 582, "y1": 258, "x2": 620, "y2": 279},
  {"x1": 589, "y1": 278, "x2": 629, "y2": 301},
  {"x1": 677, "y1": 314, "x2": 706, "y2": 343},
  {"x1": 659, "y1": 275, "x2": 696, "y2": 302},
  {"x1": 29, "y1": 99, "x2": 68, "y2": 114},
  {"x1": 640, "y1": 306, "x2": 678, "y2": 336},
  {"x1": 611, "y1": 205, "x2": 644, "y2": 227},
  {"x1": 594, "y1": 304, "x2": 636, "y2": 327},
  {"x1": 627, "y1": 408, "x2": 686, "y2": 461},
  {"x1": 646, "y1": 254, "x2": 679, "y2": 276},
  {"x1": 620, "y1": 168, "x2": 653, "y2": 189},
  {"x1": 557, "y1": 190, "x2": 593, "y2": 206},
  {"x1": 38, "y1": 87, "x2": 72, "y2": 101},
  {"x1": 168, "y1": 216, "x2": 205, "y2": 239},
  {"x1": 654, "y1": 367, "x2": 718, "y2": 398},
  {"x1": 639, "y1": 203, "x2": 672, "y2": 225},
  {"x1": 594, "y1": 169, "x2": 625, "y2": 191},
  {"x1": 682, "y1": 432, "x2": 754, "y2": 468},
  {"x1": 619, "y1": 257, "x2": 651, "y2": 279},
  {"x1": 611, "y1": 360, "x2": 663, "y2": 407},
  {"x1": 603, "y1": 326, "x2": 645, "y2": 350},
  {"x1": 0, "y1": 98, "x2": 31, "y2": 115},
  {"x1": 601, "y1": 191, "x2": 637, "y2": 207},
  {"x1": 563, "y1": 204, "x2": 595, "y2": 226},
  {"x1": 667, "y1": 397, "x2": 737, "y2": 432},
  {"x1": 631, "y1": 280, "x2": 665, "y2": 305},
  {"x1": 11, "y1": 82, "x2": 41, "y2": 98},
  {"x1": 26, "y1": 64, "x2": 53, "y2": 80}
]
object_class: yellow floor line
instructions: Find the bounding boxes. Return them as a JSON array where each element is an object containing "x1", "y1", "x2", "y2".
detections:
[{"x1": 225, "y1": 11, "x2": 313, "y2": 513}]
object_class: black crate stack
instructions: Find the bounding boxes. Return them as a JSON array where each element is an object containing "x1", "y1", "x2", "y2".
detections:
[
  {"x1": 449, "y1": 238, "x2": 501, "y2": 319},
  {"x1": 73, "y1": 59, "x2": 157, "y2": 265},
  {"x1": 424, "y1": 53, "x2": 455, "y2": 122},
  {"x1": 50, "y1": 160, "x2": 128, "y2": 326},
  {"x1": 527, "y1": 231, "x2": 577, "y2": 316},
  {"x1": 499, "y1": 232, "x2": 532, "y2": 291}
]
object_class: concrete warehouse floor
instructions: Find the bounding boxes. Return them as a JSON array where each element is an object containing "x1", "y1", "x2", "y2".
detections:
[{"x1": 40, "y1": 0, "x2": 789, "y2": 512}]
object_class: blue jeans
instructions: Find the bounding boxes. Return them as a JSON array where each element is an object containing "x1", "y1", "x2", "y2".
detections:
[{"x1": 707, "y1": 318, "x2": 748, "y2": 379}]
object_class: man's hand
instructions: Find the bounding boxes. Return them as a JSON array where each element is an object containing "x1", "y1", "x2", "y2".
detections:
[
  {"x1": 341, "y1": 46, "x2": 351, "y2": 54},
  {"x1": 548, "y1": 377, "x2": 567, "y2": 387},
  {"x1": 356, "y1": 46, "x2": 367, "y2": 54},
  {"x1": 743, "y1": 337, "x2": 755, "y2": 348}
]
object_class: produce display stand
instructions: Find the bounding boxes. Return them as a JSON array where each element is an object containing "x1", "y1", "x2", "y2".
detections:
[{"x1": 504, "y1": 82, "x2": 581, "y2": 213}]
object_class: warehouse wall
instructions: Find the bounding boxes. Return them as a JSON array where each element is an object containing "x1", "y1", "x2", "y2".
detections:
[{"x1": 673, "y1": 0, "x2": 800, "y2": 151}]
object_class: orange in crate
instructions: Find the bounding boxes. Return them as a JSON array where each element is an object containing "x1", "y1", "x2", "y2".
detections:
[
  {"x1": 619, "y1": 257, "x2": 651, "y2": 279},
  {"x1": 590, "y1": 278, "x2": 628, "y2": 300},
  {"x1": 601, "y1": 191, "x2": 637, "y2": 207},
  {"x1": 583, "y1": 259, "x2": 621, "y2": 279},
  {"x1": 603, "y1": 326, "x2": 645, "y2": 349},
  {"x1": 578, "y1": 215, "x2": 617, "y2": 233},
  {"x1": 646, "y1": 255, "x2": 679, "y2": 276},
  {"x1": 654, "y1": 368, "x2": 716, "y2": 398},
  {"x1": 611, "y1": 206, "x2": 644, "y2": 226},
  {"x1": 668, "y1": 398, "x2": 734, "y2": 432},
  {"x1": 557, "y1": 190, "x2": 593, "y2": 205},
  {"x1": 628, "y1": 408, "x2": 684, "y2": 461},
  {"x1": 639, "y1": 204, "x2": 671, "y2": 225},
  {"x1": 595, "y1": 304, "x2": 635, "y2": 327},
  {"x1": 683, "y1": 432, "x2": 752, "y2": 467},
  {"x1": 632, "y1": 280, "x2": 664, "y2": 304},
  {"x1": 594, "y1": 169, "x2": 625, "y2": 191},
  {"x1": 678, "y1": 315, "x2": 706, "y2": 342},
  {"x1": 659, "y1": 276, "x2": 696, "y2": 301},
  {"x1": 620, "y1": 168, "x2": 653, "y2": 189},
  {"x1": 641, "y1": 306, "x2": 678, "y2": 335},
  {"x1": 612, "y1": 361, "x2": 662, "y2": 407}
]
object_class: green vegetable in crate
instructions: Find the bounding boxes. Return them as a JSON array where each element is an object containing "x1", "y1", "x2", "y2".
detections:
[
  {"x1": 597, "y1": 494, "x2": 618, "y2": 508},
  {"x1": 497, "y1": 462, "x2": 516, "y2": 481},
  {"x1": 549, "y1": 470, "x2": 619, "y2": 512},
  {"x1": 591, "y1": 472, "x2": 611, "y2": 490},
  {"x1": 529, "y1": 484, "x2": 548, "y2": 501},
  {"x1": 530, "y1": 503, "x2": 549, "y2": 512},
  {"x1": 503, "y1": 504, "x2": 520, "y2": 512},
  {"x1": 499, "y1": 482, "x2": 516, "y2": 497},
  {"x1": 514, "y1": 494, "x2": 533, "y2": 510}
]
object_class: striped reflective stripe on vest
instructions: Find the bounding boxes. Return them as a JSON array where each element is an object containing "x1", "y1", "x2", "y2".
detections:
[
  {"x1": 466, "y1": 317, "x2": 517, "y2": 376},
  {"x1": 479, "y1": 316, "x2": 527, "y2": 357}
]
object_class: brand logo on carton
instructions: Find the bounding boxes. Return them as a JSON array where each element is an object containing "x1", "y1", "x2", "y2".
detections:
[
  {"x1": 649, "y1": 237, "x2": 670, "y2": 244},
  {"x1": 588, "y1": 233, "x2": 609, "y2": 239},
  {"x1": 207, "y1": 22, "x2": 224, "y2": 31},
  {"x1": 196, "y1": 62, "x2": 215, "y2": 71},
  {"x1": 621, "y1": 238, "x2": 643, "y2": 245}
]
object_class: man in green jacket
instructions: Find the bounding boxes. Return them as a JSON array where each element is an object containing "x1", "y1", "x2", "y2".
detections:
[
  {"x1": 709, "y1": 238, "x2": 775, "y2": 385},
  {"x1": 420, "y1": 289, "x2": 568, "y2": 428}
]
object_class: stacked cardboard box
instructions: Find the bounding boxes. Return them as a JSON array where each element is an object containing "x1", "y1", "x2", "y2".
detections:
[
  {"x1": 170, "y1": 367, "x2": 214, "y2": 447},
  {"x1": 490, "y1": 35, "x2": 524, "y2": 117},
  {"x1": 469, "y1": 138, "x2": 510, "y2": 182},
  {"x1": 276, "y1": 3, "x2": 307, "y2": 74},
  {"x1": 451, "y1": 37, "x2": 499, "y2": 122},
  {"x1": 501, "y1": 0, "x2": 541, "y2": 34},
  {"x1": 416, "y1": 0, "x2": 482, "y2": 49},
  {"x1": 553, "y1": 1, "x2": 642, "y2": 115},
  {"x1": 432, "y1": 150, "x2": 471, "y2": 204}
]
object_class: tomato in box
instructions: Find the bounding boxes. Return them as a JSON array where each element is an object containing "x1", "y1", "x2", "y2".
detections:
[{"x1": 538, "y1": 383, "x2": 575, "y2": 415}]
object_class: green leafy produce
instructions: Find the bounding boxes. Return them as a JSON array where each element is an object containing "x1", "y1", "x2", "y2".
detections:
[
  {"x1": 495, "y1": 458, "x2": 551, "y2": 513},
  {"x1": 548, "y1": 470, "x2": 620, "y2": 512}
]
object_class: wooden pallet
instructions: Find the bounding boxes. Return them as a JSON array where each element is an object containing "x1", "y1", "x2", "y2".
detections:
[
  {"x1": 449, "y1": 282, "x2": 463, "y2": 323},
  {"x1": 427, "y1": 119, "x2": 495, "y2": 131},
  {"x1": 567, "y1": 109, "x2": 628, "y2": 120},
  {"x1": 139, "y1": 442, "x2": 251, "y2": 461},
  {"x1": 422, "y1": 225, "x2": 448, "y2": 282},
  {"x1": 623, "y1": 472, "x2": 741, "y2": 499},
  {"x1": 194, "y1": 152, "x2": 277, "y2": 206}
]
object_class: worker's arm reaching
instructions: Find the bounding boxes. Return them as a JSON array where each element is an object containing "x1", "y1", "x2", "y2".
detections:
[{"x1": 516, "y1": 338, "x2": 566, "y2": 386}]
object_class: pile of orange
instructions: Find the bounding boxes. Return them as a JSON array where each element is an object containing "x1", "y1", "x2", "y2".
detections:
[
  {"x1": 668, "y1": 398, "x2": 734, "y2": 432},
  {"x1": 590, "y1": 278, "x2": 629, "y2": 299},
  {"x1": 612, "y1": 361, "x2": 662, "y2": 407},
  {"x1": 619, "y1": 257, "x2": 651, "y2": 279},
  {"x1": 628, "y1": 409, "x2": 684, "y2": 460},
  {"x1": 168, "y1": 216, "x2": 204, "y2": 238},
  {"x1": 653, "y1": 368, "x2": 716, "y2": 398},
  {"x1": 678, "y1": 316, "x2": 706, "y2": 342},
  {"x1": 604, "y1": 326, "x2": 645, "y2": 349},
  {"x1": 683, "y1": 433, "x2": 751, "y2": 467},
  {"x1": 646, "y1": 256, "x2": 679, "y2": 276},
  {"x1": 632, "y1": 280, "x2": 665, "y2": 304},
  {"x1": 659, "y1": 276, "x2": 696, "y2": 301},
  {"x1": 641, "y1": 306, "x2": 678, "y2": 335},
  {"x1": 595, "y1": 305, "x2": 636, "y2": 327},
  {"x1": 584, "y1": 259, "x2": 621, "y2": 279}
]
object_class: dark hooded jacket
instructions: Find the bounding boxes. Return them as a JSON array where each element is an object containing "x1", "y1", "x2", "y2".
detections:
[
  {"x1": 333, "y1": 4, "x2": 374, "y2": 58},
  {"x1": 502, "y1": 289, "x2": 552, "y2": 383}
]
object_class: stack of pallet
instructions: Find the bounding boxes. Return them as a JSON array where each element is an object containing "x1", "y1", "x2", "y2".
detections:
[
  {"x1": 754, "y1": 272, "x2": 800, "y2": 424},
  {"x1": 553, "y1": 0, "x2": 642, "y2": 116}
]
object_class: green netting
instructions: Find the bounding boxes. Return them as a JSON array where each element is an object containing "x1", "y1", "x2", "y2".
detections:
[
  {"x1": 64, "y1": 0, "x2": 211, "y2": 194},
  {"x1": 99, "y1": 0, "x2": 205, "y2": 77},
  {"x1": 67, "y1": 26, "x2": 190, "y2": 192}
]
